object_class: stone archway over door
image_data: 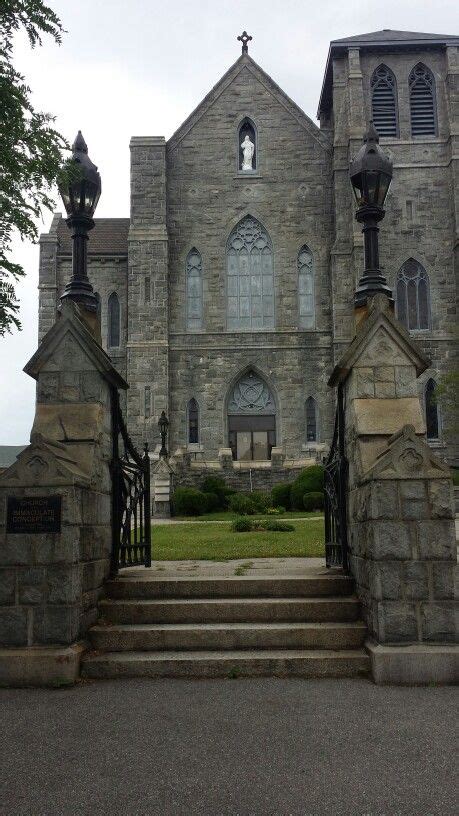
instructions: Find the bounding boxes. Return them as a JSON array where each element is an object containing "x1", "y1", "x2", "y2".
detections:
[{"x1": 227, "y1": 371, "x2": 276, "y2": 461}]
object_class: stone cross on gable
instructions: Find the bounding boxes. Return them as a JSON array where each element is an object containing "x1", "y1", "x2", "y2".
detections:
[{"x1": 237, "y1": 31, "x2": 252, "y2": 54}]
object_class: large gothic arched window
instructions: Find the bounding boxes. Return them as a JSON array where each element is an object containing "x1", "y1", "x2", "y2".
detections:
[
  {"x1": 425, "y1": 379, "x2": 440, "y2": 441},
  {"x1": 395, "y1": 259, "x2": 430, "y2": 331},
  {"x1": 298, "y1": 245, "x2": 315, "y2": 329},
  {"x1": 409, "y1": 63, "x2": 437, "y2": 137},
  {"x1": 227, "y1": 216, "x2": 274, "y2": 330},
  {"x1": 227, "y1": 370, "x2": 276, "y2": 461},
  {"x1": 186, "y1": 248, "x2": 203, "y2": 331},
  {"x1": 371, "y1": 64, "x2": 399, "y2": 137},
  {"x1": 107, "y1": 292, "x2": 120, "y2": 347}
]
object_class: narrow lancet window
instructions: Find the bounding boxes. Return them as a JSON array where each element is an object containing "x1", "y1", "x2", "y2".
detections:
[
  {"x1": 306, "y1": 396, "x2": 318, "y2": 442},
  {"x1": 188, "y1": 398, "x2": 199, "y2": 444},
  {"x1": 425, "y1": 379, "x2": 439, "y2": 441},
  {"x1": 298, "y1": 245, "x2": 315, "y2": 329},
  {"x1": 186, "y1": 249, "x2": 203, "y2": 331},
  {"x1": 108, "y1": 292, "x2": 120, "y2": 347},
  {"x1": 409, "y1": 63, "x2": 437, "y2": 137},
  {"x1": 371, "y1": 64, "x2": 398, "y2": 137},
  {"x1": 395, "y1": 259, "x2": 430, "y2": 331}
]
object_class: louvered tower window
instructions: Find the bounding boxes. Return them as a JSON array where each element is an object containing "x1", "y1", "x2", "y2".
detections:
[
  {"x1": 371, "y1": 65, "x2": 398, "y2": 137},
  {"x1": 409, "y1": 63, "x2": 437, "y2": 137}
]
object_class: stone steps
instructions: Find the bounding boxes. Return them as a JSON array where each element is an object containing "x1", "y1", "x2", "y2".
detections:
[
  {"x1": 103, "y1": 574, "x2": 354, "y2": 599},
  {"x1": 97, "y1": 596, "x2": 361, "y2": 624},
  {"x1": 82, "y1": 648, "x2": 370, "y2": 679},
  {"x1": 89, "y1": 620, "x2": 367, "y2": 651},
  {"x1": 82, "y1": 570, "x2": 369, "y2": 680}
]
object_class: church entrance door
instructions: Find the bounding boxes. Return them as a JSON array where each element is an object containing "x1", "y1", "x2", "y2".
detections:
[{"x1": 229, "y1": 414, "x2": 276, "y2": 461}]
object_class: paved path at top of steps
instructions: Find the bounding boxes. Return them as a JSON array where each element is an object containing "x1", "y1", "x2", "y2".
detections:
[
  {"x1": 124, "y1": 556, "x2": 327, "y2": 578},
  {"x1": 152, "y1": 516, "x2": 323, "y2": 525}
]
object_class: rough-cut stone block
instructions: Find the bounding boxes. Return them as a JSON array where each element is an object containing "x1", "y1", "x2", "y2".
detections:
[
  {"x1": 369, "y1": 481, "x2": 398, "y2": 519},
  {"x1": 377, "y1": 602, "x2": 418, "y2": 643},
  {"x1": 0, "y1": 607, "x2": 28, "y2": 646},
  {"x1": 0, "y1": 570, "x2": 16, "y2": 604},
  {"x1": 355, "y1": 368, "x2": 374, "y2": 397},
  {"x1": 418, "y1": 520, "x2": 456, "y2": 560},
  {"x1": 428, "y1": 480, "x2": 454, "y2": 519},
  {"x1": 394, "y1": 366, "x2": 418, "y2": 397},
  {"x1": 422, "y1": 604, "x2": 456, "y2": 642},
  {"x1": 432, "y1": 562, "x2": 455, "y2": 600},
  {"x1": 374, "y1": 381, "x2": 396, "y2": 398},
  {"x1": 369, "y1": 562, "x2": 402, "y2": 600},
  {"x1": 400, "y1": 480, "x2": 428, "y2": 520},
  {"x1": 373, "y1": 366, "x2": 394, "y2": 382},
  {"x1": 33, "y1": 606, "x2": 80, "y2": 645},
  {"x1": 47, "y1": 565, "x2": 81, "y2": 604},
  {"x1": 18, "y1": 567, "x2": 45, "y2": 605},
  {"x1": 404, "y1": 562, "x2": 429, "y2": 600},
  {"x1": 368, "y1": 521, "x2": 411, "y2": 560},
  {"x1": 0, "y1": 536, "x2": 33, "y2": 567}
]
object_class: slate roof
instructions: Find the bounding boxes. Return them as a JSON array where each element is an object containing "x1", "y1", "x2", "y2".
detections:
[
  {"x1": 318, "y1": 29, "x2": 459, "y2": 116},
  {"x1": 0, "y1": 445, "x2": 27, "y2": 469},
  {"x1": 56, "y1": 217, "x2": 130, "y2": 256}
]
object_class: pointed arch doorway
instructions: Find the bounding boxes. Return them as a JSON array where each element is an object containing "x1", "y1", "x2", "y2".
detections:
[{"x1": 227, "y1": 370, "x2": 276, "y2": 461}]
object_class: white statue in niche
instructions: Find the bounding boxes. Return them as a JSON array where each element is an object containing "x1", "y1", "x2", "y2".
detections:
[{"x1": 241, "y1": 134, "x2": 255, "y2": 171}]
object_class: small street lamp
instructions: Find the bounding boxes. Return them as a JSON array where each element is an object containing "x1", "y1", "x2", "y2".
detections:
[
  {"x1": 350, "y1": 122, "x2": 394, "y2": 308},
  {"x1": 158, "y1": 411, "x2": 169, "y2": 459},
  {"x1": 58, "y1": 131, "x2": 101, "y2": 310}
]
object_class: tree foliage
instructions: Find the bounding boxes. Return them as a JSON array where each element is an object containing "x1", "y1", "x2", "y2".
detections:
[{"x1": 0, "y1": 1, "x2": 68, "y2": 335}]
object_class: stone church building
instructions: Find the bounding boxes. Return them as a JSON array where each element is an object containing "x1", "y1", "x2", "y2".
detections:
[{"x1": 38, "y1": 29, "x2": 458, "y2": 485}]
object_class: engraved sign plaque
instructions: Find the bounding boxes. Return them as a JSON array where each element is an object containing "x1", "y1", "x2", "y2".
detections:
[{"x1": 6, "y1": 496, "x2": 62, "y2": 534}]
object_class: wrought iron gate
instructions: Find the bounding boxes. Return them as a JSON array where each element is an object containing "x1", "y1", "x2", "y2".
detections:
[
  {"x1": 111, "y1": 389, "x2": 151, "y2": 574},
  {"x1": 324, "y1": 384, "x2": 349, "y2": 571}
]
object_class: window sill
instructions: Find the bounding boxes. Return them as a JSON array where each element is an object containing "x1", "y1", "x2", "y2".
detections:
[{"x1": 233, "y1": 173, "x2": 263, "y2": 180}]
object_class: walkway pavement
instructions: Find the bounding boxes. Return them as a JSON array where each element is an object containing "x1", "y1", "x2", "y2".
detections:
[
  {"x1": 0, "y1": 678, "x2": 455, "y2": 816},
  {"x1": 151, "y1": 516, "x2": 323, "y2": 525},
  {"x1": 125, "y1": 556, "x2": 326, "y2": 577}
]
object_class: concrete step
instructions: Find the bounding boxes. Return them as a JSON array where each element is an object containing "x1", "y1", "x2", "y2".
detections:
[
  {"x1": 98, "y1": 596, "x2": 361, "y2": 625},
  {"x1": 104, "y1": 574, "x2": 354, "y2": 600},
  {"x1": 89, "y1": 621, "x2": 367, "y2": 652},
  {"x1": 81, "y1": 648, "x2": 370, "y2": 679}
]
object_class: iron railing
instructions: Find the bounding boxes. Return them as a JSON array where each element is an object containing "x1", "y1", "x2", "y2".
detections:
[
  {"x1": 324, "y1": 384, "x2": 349, "y2": 571},
  {"x1": 110, "y1": 388, "x2": 151, "y2": 574}
]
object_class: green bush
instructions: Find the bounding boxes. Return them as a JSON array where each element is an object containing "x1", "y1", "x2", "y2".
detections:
[
  {"x1": 171, "y1": 487, "x2": 207, "y2": 517},
  {"x1": 271, "y1": 482, "x2": 292, "y2": 510},
  {"x1": 290, "y1": 466, "x2": 325, "y2": 510},
  {"x1": 249, "y1": 491, "x2": 271, "y2": 512},
  {"x1": 263, "y1": 520, "x2": 295, "y2": 532},
  {"x1": 203, "y1": 492, "x2": 220, "y2": 513},
  {"x1": 200, "y1": 476, "x2": 232, "y2": 508},
  {"x1": 303, "y1": 491, "x2": 324, "y2": 512},
  {"x1": 228, "y1": 493, "x2": 257, "y2": 515},
  {"x1": 231, "y1": 516, "x2": 253, "y2": 532}
]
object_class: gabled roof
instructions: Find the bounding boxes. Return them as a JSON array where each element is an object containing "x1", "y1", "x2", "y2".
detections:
[
  {"x1": 53, "y1": 216, "x2": 129, "y2": 256},
  {"x1": 318, "y1": 28, "x2": 459, "y2": 116},
  {"x1": 168, "y1": 53, "x2": 329, "y2": 153}
]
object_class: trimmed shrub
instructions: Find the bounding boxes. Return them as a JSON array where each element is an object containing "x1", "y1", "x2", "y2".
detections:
[
  {"x1": 228, "y1": 493, "x2": 257, "y2": 515},
  {"x1": 200, "y1": 476, "x2": 232, "y2": 508},
  {"x1": 290, "y1": 466, "x2": 324, "y2": 510},
  {"x1": 231, "y1": 517, "x2": 253, "y2": 532},
  {"x1": 203, "y1": 492, "x2": 220, "y2": 513},
  {"x1": 264, "y1": 520, "x2": 295, "y2": 532},
  {"x1": 271, "y1": 482, "x2": 292, "y2": 510},
  {"x1": 249, "y1": 491, "x2": 271, "y2": 512},
  {"x1": 171, "y1": 487, "x2": 207, "y2": 516},
  {"x1": 303, "y1": 491, "x2": 324, "y2": 512}
]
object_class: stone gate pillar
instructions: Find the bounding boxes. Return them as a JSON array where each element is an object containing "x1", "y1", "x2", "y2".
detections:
[
  {"x1": 329, "y1": 294, "x2": 457, "y2": 684},
  {"x1": 0, "y1": 300, "x2": 127, "y2": 686}
]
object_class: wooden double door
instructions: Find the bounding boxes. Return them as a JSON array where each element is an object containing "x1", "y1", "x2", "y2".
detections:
[{"x1": 228, "y1": 415, "x2": 276, "y2": 461}]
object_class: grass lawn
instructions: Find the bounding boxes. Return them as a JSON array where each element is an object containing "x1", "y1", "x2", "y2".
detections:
[
  {"x1": 151, "y1": 518, "x2": 325, "y2": 561},
  {"x1": 173, "y1": 510, "x2": 323, "y2": 521}
]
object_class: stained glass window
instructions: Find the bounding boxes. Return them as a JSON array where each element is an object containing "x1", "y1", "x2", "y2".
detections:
[
  {"x1": 396, "y1": 259, "x2": 430, "y2": 331},
  {"x1": 108, "y1": 292, "x2": 120, "y2": 347},
  {"x1": 186, "y1": 249, "x2": 203, "y2": 331},
  {"x1": 298, "y1": 246, "x2": 315, "y2": 329},
  {"x1": 227, "y1": 217, "x2": 274, "y2": 330}
]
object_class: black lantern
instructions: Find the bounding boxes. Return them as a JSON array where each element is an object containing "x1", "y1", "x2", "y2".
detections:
[
  {"x1": 350, "y1": 122, "x2": 393, "y2": 308},
  {"x1": 58, "y1": 131, "x2": 101, "y2": 310},
  {"x1": 158, "y1": 411, "x2": 169, "y2": 459}
]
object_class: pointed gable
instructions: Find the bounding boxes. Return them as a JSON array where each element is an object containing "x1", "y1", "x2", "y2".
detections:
[{"x1": 167, "y1": 53, "x2": 329, "y2": 154}]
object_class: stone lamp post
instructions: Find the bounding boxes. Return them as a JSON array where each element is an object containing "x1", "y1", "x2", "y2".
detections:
[
  {"x1": 58, "y1": 131, "x2": 101, "y2": 311},
  {"x1": 350, "y1": 122, "x2": 394, "y2": 309}
]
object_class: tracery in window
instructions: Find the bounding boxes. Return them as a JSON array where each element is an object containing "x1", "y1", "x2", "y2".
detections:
[
  {"x1": 409, "y1": 63, "x2": 437, "y2": 137},
  {"x1": 395, "y1": 259, "x2": 430, "y2": 331},
  {"x1": 227, "y1": 216, "x2": 274, "y2": 330},
  {"x1": 186, "y1": 249, "x2": 203, "y2": 331},
  {"x1": 298, "y1": 245, "x2": 315, "y2": 329},
  {"x1": 371, "y1": 64, "x2": 399, "y2": 137}
]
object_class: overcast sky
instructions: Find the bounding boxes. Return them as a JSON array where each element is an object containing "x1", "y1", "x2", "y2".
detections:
[{"x1": 1, "y1": 0, "x2": 457, "y2": 444}]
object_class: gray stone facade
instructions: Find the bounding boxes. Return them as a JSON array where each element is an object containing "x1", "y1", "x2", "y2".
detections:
[{"x1": 38, "y1": 31, "x2": 459, "y2": 482}]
